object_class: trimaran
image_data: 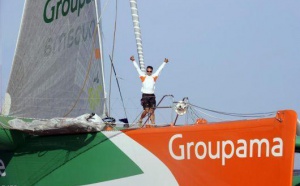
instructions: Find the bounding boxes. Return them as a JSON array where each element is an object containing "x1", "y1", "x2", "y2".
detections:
[{"x1": 0, "y1": 0, "x2": 300, "y2": 185}]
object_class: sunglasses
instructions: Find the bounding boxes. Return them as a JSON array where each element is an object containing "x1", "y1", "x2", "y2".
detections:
[{"x1": 147, "y1": 70, "x2": 152, "y2": 72}]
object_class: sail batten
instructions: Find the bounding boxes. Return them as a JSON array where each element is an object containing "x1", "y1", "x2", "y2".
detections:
[{"x1": 3, "y1": 0, "x2": 105, "y2": 119}]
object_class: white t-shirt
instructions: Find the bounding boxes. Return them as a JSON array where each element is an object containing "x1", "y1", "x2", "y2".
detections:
[{"x1": 132, "y1": 60, "x2": 166, "y2": 94}]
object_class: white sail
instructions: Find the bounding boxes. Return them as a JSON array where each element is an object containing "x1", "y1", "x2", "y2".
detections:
[{"x1": 2, "y1": 0, "x2": 105, "y2": 119}]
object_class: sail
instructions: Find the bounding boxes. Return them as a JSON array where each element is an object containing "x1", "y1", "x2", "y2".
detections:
[{"x1": 2, "y1": 0, "x2": 105, "y2": 119}]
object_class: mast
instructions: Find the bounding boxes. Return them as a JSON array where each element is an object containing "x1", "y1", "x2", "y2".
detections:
[
  {"x1": 129, "y1": 0, "x2": 145, "y2": 72},
  {"x1": 95, "y1": 0, "x2": 108, "y2": 117}
]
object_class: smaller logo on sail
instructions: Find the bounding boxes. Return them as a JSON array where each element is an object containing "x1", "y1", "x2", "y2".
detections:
[
  {"x1": 88, "y1": 85, "x2": 102, "y2": 111},
  {"x1": 44, "y1": 19, "x2": 96, "y2": 57}
]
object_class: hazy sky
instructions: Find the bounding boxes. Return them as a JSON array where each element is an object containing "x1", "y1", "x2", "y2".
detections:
[{"x1": 0, "y1": 0, "x2": 299, "y2": 169}]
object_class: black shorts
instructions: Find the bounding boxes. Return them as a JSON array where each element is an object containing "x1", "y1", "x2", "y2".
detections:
[{"x1": 141, "y1": 94, "x2": 156, "y2": 109}]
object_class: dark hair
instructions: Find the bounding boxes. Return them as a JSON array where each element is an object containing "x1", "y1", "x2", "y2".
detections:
[{"x1": 147, "y1": 66, "x2": 153, "y2": 70}]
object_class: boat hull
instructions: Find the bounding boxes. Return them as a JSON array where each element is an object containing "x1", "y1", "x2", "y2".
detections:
[{"x1": 0, "y1": 110, "x2": 298, "y2": 185}]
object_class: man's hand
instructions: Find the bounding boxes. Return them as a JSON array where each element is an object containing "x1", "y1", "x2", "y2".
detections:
[
  {"x1": 130, "y1": 56, "x2": 135, "y2": 61},
  {"x1": 164, "y1": 58, "x2": 169, "y2": 63}
]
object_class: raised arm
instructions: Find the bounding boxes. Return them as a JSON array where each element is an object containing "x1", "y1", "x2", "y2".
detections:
[
  {"x1": 153, "y1": 58, "x2": 169, "y2": 76},
  {"x1": 130, "y1": 56, "x2": 144, "y2": 76}
]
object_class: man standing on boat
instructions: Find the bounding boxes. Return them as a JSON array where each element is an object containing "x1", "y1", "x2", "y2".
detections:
[{"x1": 130, "y1": 56, "x2": 169, "y2": 127}]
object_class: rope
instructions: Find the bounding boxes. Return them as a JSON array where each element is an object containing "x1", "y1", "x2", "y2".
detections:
[
  {"x1": 109, "y1": 55, "x2": 129, "y2": 122},
  {"x1": 190, "y1": 106, "x2": 226, "y2": 121},
  {"x1": 188, "y1": 103, "x2": 276, "y2": 118},
  {"x1": 96, "y1": 0, "x2": 111, "y2": 24},
  {"x1": 107, "y1": 0, "x2": 129, "y2": 122},
  {"x1": 108, "y1": 0, "x2": 118, "y2": 116}
]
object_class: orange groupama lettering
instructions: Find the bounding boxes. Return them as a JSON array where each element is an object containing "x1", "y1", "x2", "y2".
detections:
[{"x1": 168, "y1": 134, "x2": 283, "y2": 166}]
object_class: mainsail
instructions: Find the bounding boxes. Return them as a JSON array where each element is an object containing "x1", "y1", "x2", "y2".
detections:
[{"x1": 2, "y1": 0, "x2": 105, "y2": 119}]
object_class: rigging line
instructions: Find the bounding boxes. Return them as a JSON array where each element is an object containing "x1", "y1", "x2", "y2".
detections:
[
  {"x1": 129, "y1": 109, "x2": 143, "y2": 127},
  {"x1": 188, "y1": 103, "x2": 276, "y2": 118},
  {"x1": 187, "y1": 106, "x2": 199, "y2": 123},
  {"x1": 191, "y1": 106, "x2": 226, "y2": 121},
  {"x1": 189, "y1": 106, "x2": 202, "y2": 120},
  {"x1": 108, "y1": 0, "x2": 118, "y2": 117},
  {"x1": 96, "y1": 0, "x2": 111, "y2": 24},
  {"x1": 188, "y1": 106, "x2": 201, "y2": 121},
  {"x1": 194, "y1": 107, "x2": 273, "y2": 118},
  {"x1": 109, "y1": 55, "x2": 129, "y2": 122},
  {"x1": 63, "y1": 23, "x2": 98, "y2": 117}
]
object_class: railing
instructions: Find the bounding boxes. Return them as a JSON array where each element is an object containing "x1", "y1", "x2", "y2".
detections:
[{"x1": 142, "y1": 95, "x2": 174, "y2": 127}]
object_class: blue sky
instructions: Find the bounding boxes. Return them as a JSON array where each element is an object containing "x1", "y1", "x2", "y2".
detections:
[
  {"x1": 102, "y1": 0, "x2": 300, "y2": 121},
  {"x1": 0, "y1": 0, "x2": 299, "y2": 169}
]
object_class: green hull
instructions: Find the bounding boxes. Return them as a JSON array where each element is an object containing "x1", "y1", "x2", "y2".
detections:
[{"x1": 0, "y1": 129, "x2": 143, "y2": 185}]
